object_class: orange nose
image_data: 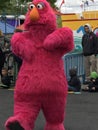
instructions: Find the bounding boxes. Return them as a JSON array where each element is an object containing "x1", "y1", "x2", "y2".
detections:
[{"x1": 30, "y1": 7, "x2": 39, "y2": 21}]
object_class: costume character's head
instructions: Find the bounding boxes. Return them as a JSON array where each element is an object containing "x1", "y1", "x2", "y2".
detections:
[{"x1": 24, "y1": 0, "x2": 57, "y2": 33}]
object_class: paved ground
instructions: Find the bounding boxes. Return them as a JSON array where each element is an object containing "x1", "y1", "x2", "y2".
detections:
[{"x1": 0, "y1": 88, "x2": 98, "y2": 130}]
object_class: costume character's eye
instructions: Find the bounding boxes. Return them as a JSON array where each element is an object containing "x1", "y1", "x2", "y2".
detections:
[
  {"x1": 37, "y1": 2, "x2": 45, "y2": 10},
  {"x1": 29, "y1": 4, "x2": 35, "y2": 10}
]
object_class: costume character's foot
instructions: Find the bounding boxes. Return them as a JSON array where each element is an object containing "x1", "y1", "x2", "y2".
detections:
[{"x1": 8, "y1": 121, "x2": 24, "y2": 130}]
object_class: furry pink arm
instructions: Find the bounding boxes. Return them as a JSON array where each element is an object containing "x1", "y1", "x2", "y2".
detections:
[
  {"x1": 44, "y1": 27, "x2": 74, "y2": 53},
  {"x1": 11, "y1": 32, "x2": 34, "y2": 61}
]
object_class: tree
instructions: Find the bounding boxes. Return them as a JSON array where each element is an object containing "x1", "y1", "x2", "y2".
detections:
[
  {"x1": 0, "y1": 0, "x2": 9, "y2": 14},
  {"x1": 0, "y1": 0, "x2": 56, "y2": 15},
  {"x1": 47, "y1": 0, "x2": 56, "y2": 8},
  {"x1": 0, "y1": 0, "x2": 30, "y2": 15}
]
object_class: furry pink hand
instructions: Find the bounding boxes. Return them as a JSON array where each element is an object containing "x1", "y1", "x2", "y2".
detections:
[
  {"x1": 44, "y1": 27, "x2": 74, "y2": 53},
  {"x1": 11, "y1": 32, "x2": 34, "y2": 61}
]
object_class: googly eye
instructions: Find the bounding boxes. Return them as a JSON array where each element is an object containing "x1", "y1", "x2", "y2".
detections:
[
  {"x1": 29, "y1": 4, "x2": 35, "y2": 10},
  {"x1": 37, "y1": 2, "x2": 45, "y2": 10}
]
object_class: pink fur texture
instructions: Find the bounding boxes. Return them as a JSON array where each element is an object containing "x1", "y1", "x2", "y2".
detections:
[{"x1": 5, "y1": 0, "x2": 74, "y2": 130}]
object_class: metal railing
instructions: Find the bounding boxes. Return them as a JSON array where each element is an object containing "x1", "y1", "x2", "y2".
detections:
[
  {"x1": 63, "y1": 53, "x2": 85, "y2": 83},
  {"x1": 6, "y1": 52, "x2": 85, "y2": 85}
]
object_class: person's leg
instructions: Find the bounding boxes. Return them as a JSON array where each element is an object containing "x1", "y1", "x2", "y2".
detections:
[
  {"x1": 90, "y1": 55, "x2": 97, "y2": 72},
  {"x1": 42, "y1": 95, "x2": 67, "y2": 130},
  {"x1": 5, "y1": 91, "x2": 41, "y2": 130},
  {"x1": 68, "y1": 85, "x2": 77, "y2": 92},
  {"x1": 95, "y1": 86, "x2": 98, "y2": 92},
  {"x1": 84, "y1": 56, "x2": 91, "y2": 81},
  {"x1": 0, "y1": 66, "x2": 2, "y2": 75}
]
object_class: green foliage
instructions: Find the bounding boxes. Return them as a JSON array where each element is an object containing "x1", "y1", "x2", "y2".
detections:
[
  {"x1": 0, "y1": 0, "x2": 9, "y2": 14},
  {"x1": 47, "y1": 0, "x2": 56, "y2": 8},
  {"x1": 0, "y1": 0, "x2": 30, "y2": 15},
  {"x1": 0, "y1": 0, "x2": 56, "y2": 15}
]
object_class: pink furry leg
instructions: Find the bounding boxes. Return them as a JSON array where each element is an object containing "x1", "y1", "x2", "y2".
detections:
[
  {"x1": 5, "y1": 91, "x2": 41, "y2": 130},
  {"x1": 44, "y1": 123, "x2": 65, "y2": 130},
  {"x1": 42, "y1": 95, "x2": 67, "y2": 130}
]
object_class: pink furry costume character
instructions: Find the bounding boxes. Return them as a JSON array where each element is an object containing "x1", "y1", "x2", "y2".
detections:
[{"x1": 5, "y1": 0, "x2": 74, "y2": 130}]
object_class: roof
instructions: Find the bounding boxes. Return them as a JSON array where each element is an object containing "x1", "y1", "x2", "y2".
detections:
[{"x1": 0, "y1": 21, "x2": 15, "y2": 34}]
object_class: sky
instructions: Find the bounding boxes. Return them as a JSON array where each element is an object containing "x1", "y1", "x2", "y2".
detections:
[{"x1": 55, "y1": 0, "x2": 98, "y2": 13}]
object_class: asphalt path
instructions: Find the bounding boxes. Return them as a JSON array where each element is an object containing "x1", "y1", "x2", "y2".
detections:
[{"x1": 0, "y1": 88, "x2": 98, "y2": 130}]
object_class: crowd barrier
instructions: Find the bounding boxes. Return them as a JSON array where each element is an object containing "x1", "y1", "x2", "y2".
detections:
[
  {"x1": 7, "y1": 52, "x2": 85, "y2": 85},
  {"x1": 63, "y1": 53, "x2": 85, "y2": 83}
]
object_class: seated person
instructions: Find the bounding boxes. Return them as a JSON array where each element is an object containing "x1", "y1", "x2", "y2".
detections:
[
  {"x1": 86, "y1": 71, "x2": 98, "y2": 92},
  {"x1": 0, "y1": 67, "x2": 11, "y2": 88},
  {"x1": 68, "y1": 68, "x2": 81, "y2": 92}
]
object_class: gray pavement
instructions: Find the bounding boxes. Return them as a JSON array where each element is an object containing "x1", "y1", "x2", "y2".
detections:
[{"x1": 0, "y1": 88, "x2": 98, "y2": 130}]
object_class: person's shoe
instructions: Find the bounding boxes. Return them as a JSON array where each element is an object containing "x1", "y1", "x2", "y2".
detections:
[
  {"x1": 82, "y1": 86, "x2": 89, "y2": 92},
  {"x1": 83, "y1": 80, "x2": 90, "y2": 85},
  {"x1": 0, "y1": 83, "x2": 10, "y2": 89},
  {"x1": 8, "y1": 122, "x2": 24, "y2": 130}
]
